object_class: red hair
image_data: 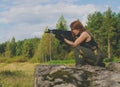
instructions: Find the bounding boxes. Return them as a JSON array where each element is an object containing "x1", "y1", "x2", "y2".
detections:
[{"x1": 70, "y1": 20, "x2": 86, "y2": 33}]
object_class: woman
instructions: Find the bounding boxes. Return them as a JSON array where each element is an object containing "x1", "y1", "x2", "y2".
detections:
[{"x1": 64, "y1": 20, "x2": 105, "y2": 67}]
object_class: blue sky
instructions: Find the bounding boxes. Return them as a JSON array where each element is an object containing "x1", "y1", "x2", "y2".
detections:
[{"x1": 0, "y1": 0, "x2": 120, "y2": 43}]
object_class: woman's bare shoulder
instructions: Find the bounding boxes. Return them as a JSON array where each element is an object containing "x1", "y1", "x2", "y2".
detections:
[{"x1": 81, "y1": 31, "x2": 89, "y2": 36}]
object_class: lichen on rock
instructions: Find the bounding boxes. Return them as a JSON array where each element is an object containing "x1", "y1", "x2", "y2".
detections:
[{"x1": 34, "y1": 62, "x2": 120, "y2": 87}]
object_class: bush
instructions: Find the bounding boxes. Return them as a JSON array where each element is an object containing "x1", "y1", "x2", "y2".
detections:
[{"x1": 104, "y1": 57, "x2": 120, "y2": 63}]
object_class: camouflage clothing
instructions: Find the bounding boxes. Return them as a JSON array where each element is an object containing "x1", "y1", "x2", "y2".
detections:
[{"x1": 74, "y1": 45, "x2": 105, "y2": 67}]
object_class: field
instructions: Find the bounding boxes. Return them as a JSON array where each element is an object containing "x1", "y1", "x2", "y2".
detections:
[
  {"x1": 0, "y1": 63, "x2": 38, "y2": 87},
  {"x1": 0, "y1": 59, "x2": 75, "y2": 87}
]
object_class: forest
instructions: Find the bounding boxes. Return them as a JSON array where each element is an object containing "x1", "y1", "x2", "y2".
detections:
[{"x1": 0, "y1": 8, "x2": 120, "y2": 63}]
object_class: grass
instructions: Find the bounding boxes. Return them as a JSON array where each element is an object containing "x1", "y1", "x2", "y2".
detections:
[
  {"x1": 2, "y1": 59, "x2": 115, "y2": 87},
  {"x1": 0, "y1": 59, "x2": 75, "y2": 87},
  {"x1": 0, "y1": 62, "x2": 38, "y2": 87},
  {"x1": 0, "y1": 59, "x2": 74, "y2": 87},
  {"x1": 44, "y1": 59, "x2": 75, "y2": 65}
]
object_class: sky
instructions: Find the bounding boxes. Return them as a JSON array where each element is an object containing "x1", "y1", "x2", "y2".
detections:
[{"x1": 0, "y1": 0, "x2": 120, "y2": 43}]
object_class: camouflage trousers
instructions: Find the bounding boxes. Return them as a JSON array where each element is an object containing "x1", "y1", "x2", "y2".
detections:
[{"x1": 74, "y1": 45, "x2": 105, "y2": 67}]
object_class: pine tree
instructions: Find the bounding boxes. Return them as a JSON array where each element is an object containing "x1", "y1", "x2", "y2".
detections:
[
  {"x1": 56, "y1": 15, "x2": 68, "y2": 30},
  {"x1": 102, "y1": 8, "x2": 116, "y2": 58}
]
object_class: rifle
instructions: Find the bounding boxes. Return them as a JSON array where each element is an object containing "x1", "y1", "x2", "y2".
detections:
[{"x1": 45, "y1": 29, "x2": 75, "y2": 43}]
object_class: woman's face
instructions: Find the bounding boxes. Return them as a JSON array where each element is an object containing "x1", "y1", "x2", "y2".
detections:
[{"x1": 71, "y1": 29, "x2": 80, "y2": 35}]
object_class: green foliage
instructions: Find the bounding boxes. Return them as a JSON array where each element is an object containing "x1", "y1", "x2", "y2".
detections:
[
  {"x1": 0, "y1": 43, "x2": 6, "y2": 55},
  {"x1": 87, "y1": 11, "x2": 103, "y2": 45},
  {"x1": 33, "y1": 16, "x2": 70, "y2": 63},
  {"x1": 22, "y1": 39, "x2": 34, "y2": 58},
  {"x1": 56, "y1": 15, "x2": 68, "y2": 30},
  {"x1": 87, "y1": 8, "x2": 120, "y2": 59},
  {"x1": 10, "y1": 37, "x2": 16, "y2": 57},
  {"x1": 5, "y1": 41, "x2": 11, "y2": 57},
  {"x1": 54, "y1": 15, "x2": 72, "y2": 60},
  {"x1": 0, "y1": 10, "x2": 120, "y2": 63},
  {"x1": 33, "y1": 33, "x2": 57, "y2": 63},
  {"x1": 65, "y1": 50, "x2": 75, "y2": 60},
  {"x1": 104, "y1": 57, "x2": 120, "y2": 63},
  {"x1": 16, "y1": 41, "x2": 23, "y2": 56}
]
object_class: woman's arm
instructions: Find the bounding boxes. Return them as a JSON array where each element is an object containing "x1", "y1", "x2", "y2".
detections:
[{"x1": 64, "y1": 32, "x2": 89, "y2": 47}]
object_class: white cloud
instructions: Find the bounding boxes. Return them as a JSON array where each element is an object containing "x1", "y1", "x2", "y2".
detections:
[
  {"x1": 118, "y1": 6, "x2": 120, "y2": 11},
  {"x1": 31, "y1": 32, "x2": 43, "y2": 38},
  {"x1": 0, "y1": 18, "x2": 10, "y2": 23},
  {"x1": 0, "y1": 0, "x2": 100, "y2": 43},
  {"x1": 0, "y1": 3, "x2": 97, "y2": 24}
]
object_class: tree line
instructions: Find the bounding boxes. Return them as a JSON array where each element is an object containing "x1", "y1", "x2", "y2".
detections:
[
  {"x1": 0, "y1": 8, "x2": 120, "y2": 63},
  {"x1": 0, "y1": 37, "x2": 40, "y2": 62},
  {"x1": 87, "y1": 8, "x2": 120, "y2": 59}
]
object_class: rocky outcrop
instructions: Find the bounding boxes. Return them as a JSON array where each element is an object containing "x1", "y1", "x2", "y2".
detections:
[{"x1": 34, "y1": 62, "x2": 120, "y2": 87}]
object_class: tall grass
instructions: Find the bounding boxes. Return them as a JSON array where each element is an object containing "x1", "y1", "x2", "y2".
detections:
[
  {"x1": 0, "y1": 60, "x2": 75, "y2": 87},
  {"x1": 0, "y1": 63, "x2": 38, "y2": 87}
]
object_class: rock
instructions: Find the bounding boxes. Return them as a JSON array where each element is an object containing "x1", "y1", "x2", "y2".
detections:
[
  {"x1": 34, "y1": 63, "x2": 120, "y2": 87},
  {"x1": 53, "y1": 83, "x2": 76, "y2": 87},
  {"x1": 106, "y1": 62, "x2": 120, "y2": 71}
]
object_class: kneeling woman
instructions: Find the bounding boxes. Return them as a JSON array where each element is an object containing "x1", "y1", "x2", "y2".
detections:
[{"x1": 64, "y1": 20, "x2": 105, "y2": 67}]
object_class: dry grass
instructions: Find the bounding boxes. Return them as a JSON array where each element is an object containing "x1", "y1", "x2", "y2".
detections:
[{"x1": 0, "y1": 62, "x2": 39, "y2": 87}]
